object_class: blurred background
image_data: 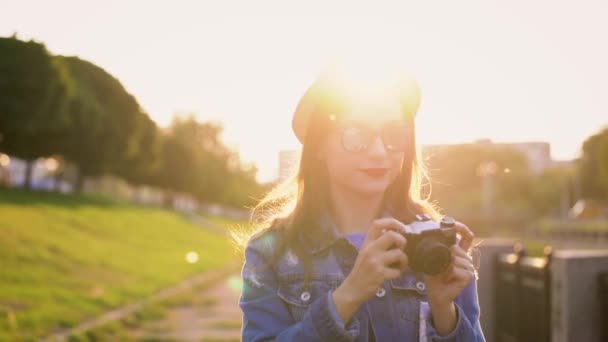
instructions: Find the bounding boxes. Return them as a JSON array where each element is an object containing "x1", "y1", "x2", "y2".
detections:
[{"x1": 1, "y1": 1, "x2": 607, "y2": 341}]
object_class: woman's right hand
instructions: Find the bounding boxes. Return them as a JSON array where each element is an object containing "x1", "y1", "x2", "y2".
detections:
[{"x1": 331, "y1": 218, "x2": 409, "y2": 324}]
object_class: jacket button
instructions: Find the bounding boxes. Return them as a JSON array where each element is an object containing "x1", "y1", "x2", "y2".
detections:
[
  {"x1": 415, "y1": 281, "x2": 426, "y2": 292},
  {"x1": 376, "y1": 287, "x2": 386, "y2": 298},
  {"x1": 300, "y1": 291, "x2": 311, "y2": 302}
]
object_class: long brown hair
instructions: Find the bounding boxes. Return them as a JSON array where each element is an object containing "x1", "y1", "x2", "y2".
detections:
[{"x1": 231, "y1": 68, "x2": 442, "y2": 273}]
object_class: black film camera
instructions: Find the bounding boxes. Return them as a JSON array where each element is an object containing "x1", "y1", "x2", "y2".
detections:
[{"x1": 399, "y1": 214, "x2": 458, "y2": 276}]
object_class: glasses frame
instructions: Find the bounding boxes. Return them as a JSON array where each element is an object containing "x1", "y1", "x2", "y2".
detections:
[{"x1": 330, "y1": 120, "x2": 410, "y2": 153}]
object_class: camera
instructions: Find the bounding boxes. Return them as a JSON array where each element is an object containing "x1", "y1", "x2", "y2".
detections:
[{"x1": 399, "y1": 214, "x2": 458, "y2": 276}]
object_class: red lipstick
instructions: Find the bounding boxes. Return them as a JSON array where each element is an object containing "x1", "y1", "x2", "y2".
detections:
[{"x1": 361, "y1": 168, "x2": 389, "y2": 177}]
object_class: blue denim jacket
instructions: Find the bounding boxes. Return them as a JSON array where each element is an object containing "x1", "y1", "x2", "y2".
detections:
[{"x1": 239, "y1": 208, "x2": 486, "y2": 341}]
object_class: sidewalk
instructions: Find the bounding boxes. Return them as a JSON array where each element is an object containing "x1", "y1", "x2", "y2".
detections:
[{"x1": 127, "y1": 273, "x2": 243, "y2": 342}]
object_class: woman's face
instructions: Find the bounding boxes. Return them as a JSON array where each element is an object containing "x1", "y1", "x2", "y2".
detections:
[{"x1": 320, "y1": 97, "x2": 408, "y2": 197}]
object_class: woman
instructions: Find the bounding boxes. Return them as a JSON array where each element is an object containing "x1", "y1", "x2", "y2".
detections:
[{"x1": 237, "y1": 62, "x2": 485, "y2": 341}]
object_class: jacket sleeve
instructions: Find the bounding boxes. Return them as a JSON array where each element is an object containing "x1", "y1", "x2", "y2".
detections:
[
  {"x1": 424, "y1": 278, "x2": 486, "y2": 342},
  {"x1": 239, "y1": 234, "x2": 361, "y2": 342}
]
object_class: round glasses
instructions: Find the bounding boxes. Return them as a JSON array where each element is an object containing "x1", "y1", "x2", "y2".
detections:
[{"x1": 332, "y1": 121, "x2": 410, "y2": 153}]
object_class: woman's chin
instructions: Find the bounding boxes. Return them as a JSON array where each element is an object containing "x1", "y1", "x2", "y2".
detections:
[{"x1": 350, "y1": 181, "x2": 390, "y2": 197}]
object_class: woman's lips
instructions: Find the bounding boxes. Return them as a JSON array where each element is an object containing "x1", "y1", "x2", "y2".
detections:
[{"x1": 360, "y1": 168, "x2": 389, "y2": 177}]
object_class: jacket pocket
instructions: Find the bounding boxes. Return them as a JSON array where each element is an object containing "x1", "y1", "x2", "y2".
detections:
[{"x1": 277, "y1": 273, "x2": 342, "y2": 321}]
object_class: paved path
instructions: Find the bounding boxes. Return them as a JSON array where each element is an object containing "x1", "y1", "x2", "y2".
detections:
[{"x1": 128, "y1": 273, "x2": 243, "y2": 342}]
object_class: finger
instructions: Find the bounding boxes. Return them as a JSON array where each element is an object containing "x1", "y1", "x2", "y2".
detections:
[
  {"x1": 451, "y1": 245, "x2": 473, "y2": 263},
  {"x1": 453, "y1": 255, "x2": 474, "y2": 271},
  {"x1": 451, "y1": 266, "x2": 475, "y2": 284},
  {"x1": 453, "y1": 221, "x2": 474, "y2": 252},
  {"x1": 370, "y1": 230, "x2": 407, "y2": 251},
  {"x1": 452, "y1": 255, "x2": 477, "y2": 277},
  {"x1": 383, "y1": 266, "x2": 402, "y2": 280},
  {"x1": 382, "y1": 248, "x2": 409, "y2": 271},
  {"x1": 368, "y1": 218, "x2": 408, "y2": 240},
  {"x1": 444, "y1": 262, "x2": 456, "y2": 282}
]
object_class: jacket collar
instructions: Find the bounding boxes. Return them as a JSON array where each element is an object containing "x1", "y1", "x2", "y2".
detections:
[{"x1": 300, "y1": 201, "x2": 394, "y2": 255}]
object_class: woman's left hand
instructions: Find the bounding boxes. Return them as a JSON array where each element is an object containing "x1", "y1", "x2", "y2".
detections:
[{"x1": 423, "y1": 221, "x2": 477, "y2": 335}]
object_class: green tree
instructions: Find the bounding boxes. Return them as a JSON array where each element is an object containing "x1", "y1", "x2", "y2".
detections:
[
  {"x1": 111, "y1": 114, "x2": 162, "y2": 186},
  {"x1": 0, "y1": 36, "x2": 72, "y2": 189},
  {"x1": 151, "y1": 129, "x2": 196, "y2": 204},
  {"x1": 220, "y1": 160, "x2": 264, "y2": 207},
  {"x1": 150, "y1": 114, "x2": 264, "y2": 207},
  {"x1": 528, "y1": 166, "x2": 576, "y2": 216},
  {"x1": 580, "y1": 126, "x2": 608, "y2": 199},
  {"x1": 424, "y1": 143, "x2": 531, "y2": 214},
  {"x1": 57, "y1": 56, "x2": 145, "y2": 191}
]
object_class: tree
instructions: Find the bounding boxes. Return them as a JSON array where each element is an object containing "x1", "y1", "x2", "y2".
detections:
[
  {"x1": 57, "y1": 56, "x2": 146, "y2": 191},
  {"x1": 580, "y1": 126, "x2": 608, "y2": 200},
  {"x1": 425, "y1": 143, "x2": 531, "y2": 214},
  {"x1": 111, "y1": 114, "x2": 162, "y2": 186},
  {"x1": 149, "y1": 114, "x2": 264, "y2": 207},
  {"x1": 528, "y1": 166, "x2": 576, "y2": 216},
  {"x1": 0, "y1": 36, "x2": 72, "y2": 189}
]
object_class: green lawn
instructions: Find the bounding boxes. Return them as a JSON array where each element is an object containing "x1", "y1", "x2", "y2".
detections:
[
  {"x1": 537, "y1": 217, "x2": 608, "y2": 233},
  {"x1": 0, "y1": 189, "x2": 241, "y2": 342}
]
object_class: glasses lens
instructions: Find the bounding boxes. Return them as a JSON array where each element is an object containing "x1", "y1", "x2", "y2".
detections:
[
  {"x1": 382, "y1": 124, "x2": 408, "y2": 151},
  {"x1": 342, "y1": 126, "x2": 369, "y2": 152},
  {"x1": 337, "y1": 121, "x2": 408, "y2": 152}
]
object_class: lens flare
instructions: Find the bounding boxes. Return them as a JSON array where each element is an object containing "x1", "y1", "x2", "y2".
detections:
[
  {"x1": 0, "y1": 154, "x2": 10, "y2": 167},
  {"x1": 185, "y1": 251, "x2": 199, "y2": 264}
]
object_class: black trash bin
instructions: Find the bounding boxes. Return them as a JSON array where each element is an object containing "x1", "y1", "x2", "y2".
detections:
[{"x1": 599, "y1": 272, "x2": 608, "y2": 342}]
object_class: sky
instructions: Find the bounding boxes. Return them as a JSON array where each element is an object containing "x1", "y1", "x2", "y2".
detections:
[{"x1": 2, "y1": 0, "x2": 607, "y2": 182}]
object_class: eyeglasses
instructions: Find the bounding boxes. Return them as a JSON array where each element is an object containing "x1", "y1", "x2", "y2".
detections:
[{"x1": 331, "y1": 121, "x2": 410, "y2": 153}]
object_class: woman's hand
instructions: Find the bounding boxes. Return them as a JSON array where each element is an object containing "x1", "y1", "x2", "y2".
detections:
[
  {"x1": 424, "y1": 221, "x2": 477, "y2": 336},
  {"x1": 332, "y1": 218, "x2": 409, "y2": 324}
]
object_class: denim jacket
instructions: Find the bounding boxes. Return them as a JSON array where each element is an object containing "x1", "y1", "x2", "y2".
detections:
[{"x1": 239, "y1": 207, "x2": 486, "y2": 341}]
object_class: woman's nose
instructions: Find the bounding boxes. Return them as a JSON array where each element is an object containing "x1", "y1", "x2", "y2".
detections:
[{"x1": 367, "y1": 134, "x2": 388, "y2": 157}]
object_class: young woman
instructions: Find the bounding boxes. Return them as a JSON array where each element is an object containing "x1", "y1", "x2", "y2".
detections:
[{"x1": 237, "y1": 63, "x2": 485, "y2": 341}]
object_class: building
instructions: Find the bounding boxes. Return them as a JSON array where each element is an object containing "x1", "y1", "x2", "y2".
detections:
[
  {"x1": 0, "y1": 153, "x2": 73, "y2": 192},
  {"x1": 422, "y1": 139, "x2": 557, "y2": 175}
]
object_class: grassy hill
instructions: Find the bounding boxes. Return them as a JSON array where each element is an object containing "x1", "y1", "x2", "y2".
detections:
[{"x1": 0, "y1": 189, "x2": 241, "y2": 341}]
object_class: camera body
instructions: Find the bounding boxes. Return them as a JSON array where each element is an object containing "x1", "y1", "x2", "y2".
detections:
[{"x1": 400, "y1": 214, "x2": 458, "y2": 276}]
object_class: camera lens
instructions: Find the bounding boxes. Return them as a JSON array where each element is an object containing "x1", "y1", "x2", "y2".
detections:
[{"x1": 415, "y1": 238, "x2": 452, "y2": 275}]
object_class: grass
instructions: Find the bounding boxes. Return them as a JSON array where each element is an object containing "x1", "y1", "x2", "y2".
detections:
[
  {"x1": 64, "y1": 304, "x2": 172, "y2": 342},
  {"x1": 0, "y1": 188, "x2": 242, "y2": 341},
  {"x1": 537, "y1": 217, "x2": 608, "y2": 233},
  {"x1": 210, "y1": 320, "x2": 242, "y2": 330},
  {"x1": 204, "y1": 214, "x2": 250, "y2": 231},
  {"x1": 521, "y1": 240, "x2": 550, "y2": 258}
]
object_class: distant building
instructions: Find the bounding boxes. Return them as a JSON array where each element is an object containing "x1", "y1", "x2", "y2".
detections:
[
  {"x1": 0, "y1": 153, "x2": 73, "y2": 192},
  {"x1": 278, "y1": 149, "x2": 300, "y2": 183},
  {"x1": 495, "y1": 141, "x2": 552, "y2": 174},
  {"x1": 422, "y1": 139, "x2": 565, "y2": 175}
]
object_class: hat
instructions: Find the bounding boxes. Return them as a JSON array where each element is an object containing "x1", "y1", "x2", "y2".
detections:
[{"x1": 291, "y1": 68, "x2": 421, "y2": 144}]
